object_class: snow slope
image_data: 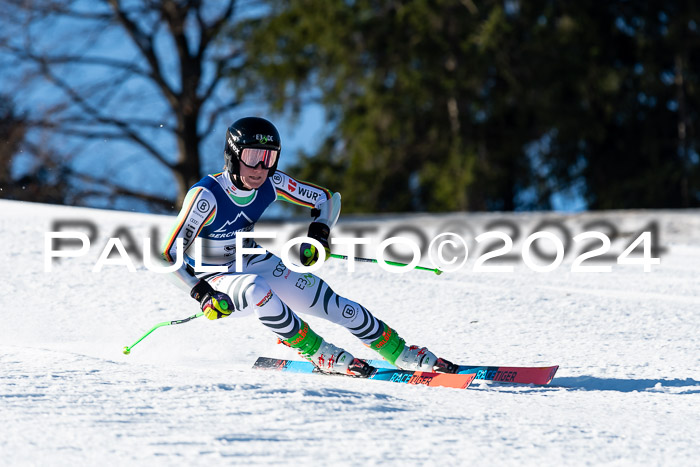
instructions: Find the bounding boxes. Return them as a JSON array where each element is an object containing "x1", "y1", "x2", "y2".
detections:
[{"x1": 1, "y1": 199, "x2": 698, "y2": 466}]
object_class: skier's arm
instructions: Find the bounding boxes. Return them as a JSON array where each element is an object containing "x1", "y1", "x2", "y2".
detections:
[
  {"x1": 272, "y1": 170, "x2": 341, "y2": 228},
  {"x1": 271, "y1": 171, "x2": 341, "y2": 266},
  {"x1": 160, "y1": 186, "x2": 217, "y2": 289},
  {"x1": 273, "y1": 171, "x2": 332, "y2": 209},
  {"x1": 160, "y1": 187, "x2": 236, "y2": 320}
]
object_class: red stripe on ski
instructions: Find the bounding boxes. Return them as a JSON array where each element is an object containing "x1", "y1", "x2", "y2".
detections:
[{"x1": 465, "y1": 365, "x2": 559, "y2": 385}]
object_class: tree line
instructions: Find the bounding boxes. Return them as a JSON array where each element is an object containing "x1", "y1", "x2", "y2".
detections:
[{"x1": 1, "y1": 0, "x2": 698, "y2": 212}]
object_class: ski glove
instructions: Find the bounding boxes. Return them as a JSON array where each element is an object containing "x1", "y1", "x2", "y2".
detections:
[
  {"x1": 190, "y1": 279, "x2": 234, "y2": 320},
  {"x1": 300, "y1": 221, "x2": 331, "y2": 267}
]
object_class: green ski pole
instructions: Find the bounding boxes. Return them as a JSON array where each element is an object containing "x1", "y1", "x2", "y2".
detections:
[
  {"x1": 329, "y1": 253, "x2": 443, "y2": 275},
  {"x1": 123, "y1": 311, "x2": 204, "y2": 355}
]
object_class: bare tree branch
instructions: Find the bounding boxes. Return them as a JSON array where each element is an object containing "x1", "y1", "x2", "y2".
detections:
[
  {"x1": 35, "y1": 57, "x2": 174, "y2": 169},
  {"x1": 106, "y1": 0, "x2": 179, "y2": 109},
  {"x1": 48, "y1": 115, "x2": 174, "y2": 132},
  {"x1": 197, "y1": 0, "x2": 237, "y2": 62},
  {"x1": 200, "y1": 99, "x2": 241, "y2": 139},
  {"x1": 199, "y1": 52, "x2": 243, "y2": 104},
  {"x1": 68, "y1": 173, "x2": 176, "y2": 211},
  {"x1": 0, "y1": 0, "x2": 248, "y2": 211},
  {"x1": 2, "y1": 46, "x2": 151, "y2": 78}
]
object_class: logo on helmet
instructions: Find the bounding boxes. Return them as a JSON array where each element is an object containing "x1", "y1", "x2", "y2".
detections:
[
  {"x1": 255, "y1": 134, "x2": 275, "y2": 144},
  {"x1": 227, "y1": 135, "x2": 240, "y2": 154}
]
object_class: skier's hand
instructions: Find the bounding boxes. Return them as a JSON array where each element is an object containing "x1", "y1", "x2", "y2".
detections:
[
  {"x1": 190, "y1": 280, "x2": 234, "y2": 320},
  {"x1": 300, "y1": 221, "x2": 331, "y2": 267}
]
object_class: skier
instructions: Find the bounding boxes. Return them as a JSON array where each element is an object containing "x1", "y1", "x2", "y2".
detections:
[{"x1": 161, "y1": 117, "x2": 456, "y2": 376}]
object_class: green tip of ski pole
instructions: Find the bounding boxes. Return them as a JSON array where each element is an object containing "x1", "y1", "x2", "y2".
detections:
[
  {"x1": 304, "y1": 248, "x2": 313, "y2": 258},
  {"x1": 122, "y1": 346, "x2": 131, "y2": 355},
  {"x1": 434, "y1": 268, "x2": 443, "y2": 275},
  {"x1": 220, "y1": 300, "x2": 229, "y2": 310}
]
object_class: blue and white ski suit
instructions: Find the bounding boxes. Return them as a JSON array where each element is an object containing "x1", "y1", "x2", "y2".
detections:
[{"x1": 161, "y1": 170, "x2": 385, "y2": 345}]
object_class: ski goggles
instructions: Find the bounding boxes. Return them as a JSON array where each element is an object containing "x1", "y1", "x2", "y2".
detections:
[{"x1": 239, "y1": 148, "x2": 279, "y2": 169}]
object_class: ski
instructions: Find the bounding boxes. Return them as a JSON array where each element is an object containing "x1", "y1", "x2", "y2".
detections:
[
  {"x1": 367, "y1": 360, "x2": 559, "y2": 385},
  {"x1": 252, "y1": 357, "x2": 475, "y2": 389}
]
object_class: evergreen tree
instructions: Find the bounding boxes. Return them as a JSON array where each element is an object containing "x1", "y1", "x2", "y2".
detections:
[{"x1": 239, "y1": 0, "x2": 699, "y2": 212}]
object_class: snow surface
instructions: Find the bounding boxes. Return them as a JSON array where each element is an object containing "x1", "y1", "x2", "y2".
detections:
[{"x1": 1, "y1": 199, "x2": 698, "y2": 466}]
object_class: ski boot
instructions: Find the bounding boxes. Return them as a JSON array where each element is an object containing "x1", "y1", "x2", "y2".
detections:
[
  {"x1": 367, "y1": 324, "x2": 457, "y2": 373},
  {"x1": 396, "y1": 345, "x2": 458, "y2": 373},
  {"x1": 280, "y1": 320, "x2": 373, "y2": 377},
  {"x1": 345, "y1": 357, "x2": 375, "y2": 378},
  {"x1": 394, "y1": 347, "x2": 457, "y2": 373}
]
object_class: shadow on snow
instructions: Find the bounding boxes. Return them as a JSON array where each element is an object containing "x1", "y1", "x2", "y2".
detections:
[{"x1": 552, "y1": 376, "x2": 700, "y2": 393}]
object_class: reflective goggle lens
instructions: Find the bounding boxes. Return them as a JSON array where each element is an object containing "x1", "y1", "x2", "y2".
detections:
[{"x1": 240, "y1": 148, "x2": 278, "y2": 169}]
